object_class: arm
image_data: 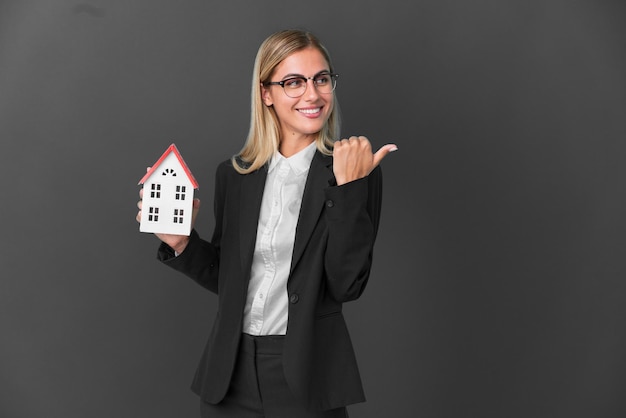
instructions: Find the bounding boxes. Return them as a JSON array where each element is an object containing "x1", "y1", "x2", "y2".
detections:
[
  {"x1": 323, "y1": 165, "x2": 383, "y2": 302},
  {"x1": 157, "y1": 229, "x2": 220, "y2": 293},
  {"x1": 155, "y1": 162, "x2": 228, "y2": 293},
  {"x1": 321, "y1": 136, "x2": 394, "y2": 302}
]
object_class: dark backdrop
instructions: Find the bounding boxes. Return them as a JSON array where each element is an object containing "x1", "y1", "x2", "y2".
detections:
[{"x1": 1, "y1": 1, "x2": 625, "y2": 417}]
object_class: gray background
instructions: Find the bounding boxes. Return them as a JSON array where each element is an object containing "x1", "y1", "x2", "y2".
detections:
[{"x1": 1, "y1": 0, "x2": 625, "y2": 417}]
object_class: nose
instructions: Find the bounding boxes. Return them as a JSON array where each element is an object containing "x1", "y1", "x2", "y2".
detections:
[{"x1": 303, "y1": 78, "x2": 321, "y2": 100}]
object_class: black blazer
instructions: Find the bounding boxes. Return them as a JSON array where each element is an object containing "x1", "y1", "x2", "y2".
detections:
[{"x1": 158, "y1": 150, "x2": 383, "y2": 411}]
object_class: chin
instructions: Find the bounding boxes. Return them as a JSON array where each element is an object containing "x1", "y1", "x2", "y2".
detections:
[{"x1": 303, "y1": 121, "x2": 327, "y2": 134}]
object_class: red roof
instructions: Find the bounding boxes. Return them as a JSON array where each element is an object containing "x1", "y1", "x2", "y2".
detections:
[{"x1": 138, "y1": 144, "x2": 199, "y2": 189}]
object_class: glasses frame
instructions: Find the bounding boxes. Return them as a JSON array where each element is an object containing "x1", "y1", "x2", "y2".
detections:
[{"x1": 263, "y1": 72, "x2": 339, "y2": 98}]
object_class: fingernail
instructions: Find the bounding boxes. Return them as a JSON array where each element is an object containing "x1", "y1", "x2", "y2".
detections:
[{"x1": 390, "y1": 146, "x2": 398, "y2": 152}]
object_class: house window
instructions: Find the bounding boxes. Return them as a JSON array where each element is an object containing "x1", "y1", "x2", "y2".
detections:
[
  {"x1": 175, "y1": 185, "x2": 187, "y2": 200},
  {"x1": 162, "y1": 168, "x2": 177, "y2": 177},
  {"x1": 150, "y1": 184, "x2": 161, "y2": 198},
  {"x1": 173, "y1": 209, "x2": 184, "y2": 224},
  {"x1": 148, "y1": 207, "x2": 159, "y2": 222}
]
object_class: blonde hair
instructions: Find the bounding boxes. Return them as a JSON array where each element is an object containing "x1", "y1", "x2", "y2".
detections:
[{"x1": 232, "y1": 29, "x2": 340, "y2": 174}]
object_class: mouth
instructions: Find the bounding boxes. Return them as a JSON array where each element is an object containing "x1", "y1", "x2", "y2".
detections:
[{"x1": 297, "y1": 107, "x2": 322, "y2": 117}]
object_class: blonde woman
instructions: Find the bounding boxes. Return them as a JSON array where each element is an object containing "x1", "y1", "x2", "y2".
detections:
[{"x1": 138, "y1": 29, "x2": 396, "y2": 417}]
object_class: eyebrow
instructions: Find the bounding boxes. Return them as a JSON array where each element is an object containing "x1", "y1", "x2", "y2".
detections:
[{"x1": 280, "y1": 70, "x2": 331, "y2": 80}]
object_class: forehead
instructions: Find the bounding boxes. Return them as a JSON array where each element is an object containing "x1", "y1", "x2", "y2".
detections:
[{"x1": 273, "y1": 47, "x2": 330, "y2": 77}]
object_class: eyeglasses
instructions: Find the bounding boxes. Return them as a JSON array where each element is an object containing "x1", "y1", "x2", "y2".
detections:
[{"x1": 263, "y1": 72, "x2": 338, "y2": 98}]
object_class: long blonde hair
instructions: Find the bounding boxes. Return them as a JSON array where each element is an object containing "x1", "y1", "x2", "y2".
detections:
[{"x1": 232, "y1": 29, "x2": 340, "y2": 174}]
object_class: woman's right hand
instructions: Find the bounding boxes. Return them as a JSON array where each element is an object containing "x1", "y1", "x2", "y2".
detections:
[{"x1": 136, "y1": 187, "x2": 201, "y2": 254}]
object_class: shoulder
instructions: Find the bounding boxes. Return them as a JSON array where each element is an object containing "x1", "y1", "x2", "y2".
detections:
[
  {"x1": 216, "y1": 157, "x2": 268, "y2": 180},
  {"x1": 216, "y1": 158, "x2": 233, "y2": 174},
  {"x1": 215, "y1": 158, "x2": 243, "y2": 178}
]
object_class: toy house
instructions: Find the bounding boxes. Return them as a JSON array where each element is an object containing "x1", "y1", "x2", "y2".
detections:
[{"x1": 138, "y1": 144, "x2": 199, "y2": 236}]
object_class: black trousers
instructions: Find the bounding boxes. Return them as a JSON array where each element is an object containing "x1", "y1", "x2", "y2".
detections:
[{"x1": 200, "y1": 333, "x2": 349, "y2": 418}]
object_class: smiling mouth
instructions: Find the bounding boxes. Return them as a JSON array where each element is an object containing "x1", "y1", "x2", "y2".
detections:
[{"x1": 298, "y1": 107, "x2": 322, "y2": 115}]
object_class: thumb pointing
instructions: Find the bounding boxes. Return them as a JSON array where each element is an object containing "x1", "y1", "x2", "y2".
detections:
[{"x1": 372, "y1": 144, "x2": 398, "y2": 168}]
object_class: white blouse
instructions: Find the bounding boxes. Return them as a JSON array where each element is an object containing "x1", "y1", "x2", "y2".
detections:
[{"x1": 242, "y1": 141, "x2": 317, "y2": 335}]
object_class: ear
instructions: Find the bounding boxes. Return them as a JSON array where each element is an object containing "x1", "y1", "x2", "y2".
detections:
[{"x1": 261, "y1": 84, "x2": 273, "y2": 107}]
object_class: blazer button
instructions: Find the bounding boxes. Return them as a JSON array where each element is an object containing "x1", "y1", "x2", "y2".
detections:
[
  {"x1": 289, "y1": 293, "x2": 299, "y2": 304},
  {"x1": 326, "y1": 200, "x2": 334, "y2": 208}
]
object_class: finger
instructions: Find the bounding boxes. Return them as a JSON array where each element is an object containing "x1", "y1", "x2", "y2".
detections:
[
  {"x1": 139, "y1": 188, "x2": 143, "y2": 199},
  {"x1": 372, "y1": 144, "x2": 398, "y2": 168},
  {"x1": 346, "y1": 135, "x2": 366, "y2": 144},
  {"x1": 357, "y1": 136, "x2": 372, "y2": 152},
  {"x1": 136, "y1": 210, "x2": 142, "y2": 223},
  {"x1": 334, "y1": 138, "x2": 347, "y2": 149},
  {"x1": 333, "y1": 136, "x2": 365, "y2": 153}
]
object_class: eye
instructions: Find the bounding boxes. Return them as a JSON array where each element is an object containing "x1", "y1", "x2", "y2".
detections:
[
  {"x1": 283, "y1": 77, "x2": 305, "y2": 89},
  {"x1": 314, "y1": 74, "x2": 331, "y2": 85}
]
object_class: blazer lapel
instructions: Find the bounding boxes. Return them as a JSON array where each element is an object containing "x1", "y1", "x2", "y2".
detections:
[
  {"x1": 239, "y1": 166, "x2": 267, "y2": 276},
  {"x1": 290, "y1": 151, "x2": 335, "y2": 273}
]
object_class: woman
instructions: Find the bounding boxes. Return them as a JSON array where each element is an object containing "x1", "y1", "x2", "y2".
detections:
[{"x1": 137, "y1": 29, "x2": 396, "y2": 417}]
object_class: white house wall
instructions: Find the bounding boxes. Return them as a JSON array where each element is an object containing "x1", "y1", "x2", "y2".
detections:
[{"x1": 139, "y1": 153, "x2": 195, "y2": 236}]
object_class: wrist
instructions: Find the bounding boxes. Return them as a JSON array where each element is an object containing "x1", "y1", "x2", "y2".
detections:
[
  {"x1": 157, "y1": 233, "x2": 190, "y2": 255},
  {"x1": 171, "y1": 237, "x2": 190, "y2": 254}
]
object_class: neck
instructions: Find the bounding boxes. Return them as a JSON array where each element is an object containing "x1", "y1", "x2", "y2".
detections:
[{"x1": 279, "y1": 134, "x2": 316, "y2": 157}]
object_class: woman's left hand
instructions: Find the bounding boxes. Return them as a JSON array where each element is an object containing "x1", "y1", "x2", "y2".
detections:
[{"x1": 332, "y1": 136, "x2": 397, "y2": 186}]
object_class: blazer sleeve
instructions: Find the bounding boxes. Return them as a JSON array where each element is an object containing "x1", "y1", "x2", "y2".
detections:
[
  {"x1": 322, "y1": 165, "x2": 383, "y2": 302},
  {"x1": 156, "y1": 162, "x2": 229, "y2": 294}
]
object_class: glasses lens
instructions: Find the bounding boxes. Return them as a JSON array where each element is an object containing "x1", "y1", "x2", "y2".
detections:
[
  {"x1": 283, "y1": 77, "x2": 307, "y2": 98},
  {"x1": 314, "y1": 74, "x2": 336, "y2": 94}
]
